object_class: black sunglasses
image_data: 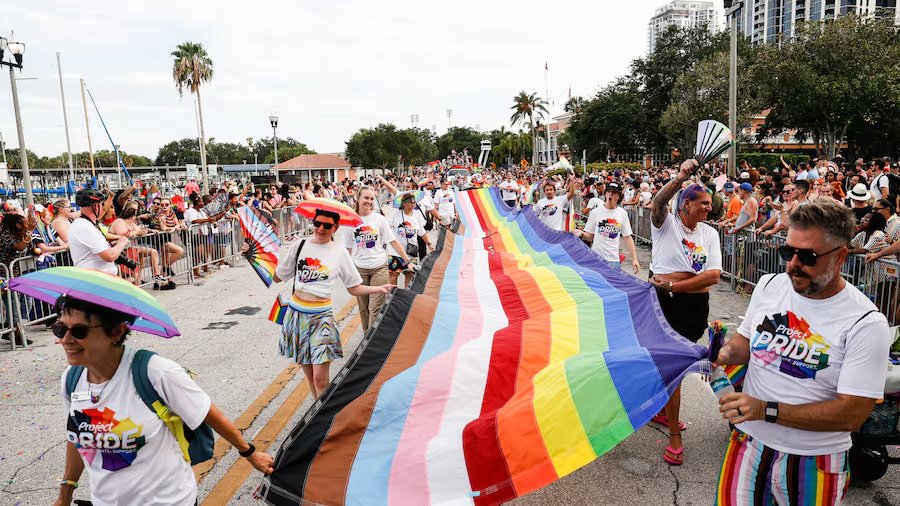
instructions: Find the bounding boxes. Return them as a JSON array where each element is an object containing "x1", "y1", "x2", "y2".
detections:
[
  {"x1": 312, "y1": 220, "x2": 335, "y2": 230},
  {"x1": 777, "y1": 245, "x2": 842, "y2": 266},
  {"x1": 52, "y1": 322, "x2": 103, "y2": 340}
]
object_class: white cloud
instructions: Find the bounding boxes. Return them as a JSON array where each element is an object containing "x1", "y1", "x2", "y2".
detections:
[{"x1": 0, "y1": 0, "x2": 684, "y2": 160}]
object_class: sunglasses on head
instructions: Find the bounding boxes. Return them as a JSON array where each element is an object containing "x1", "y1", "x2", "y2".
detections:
[
  {"x1": 51, "y1": 322, "x2": 103, "y2": 340},
  {"x1": 777, "y1": 245, "x2": 842, "y2": 266},
  {"x1": 313, "y1": 220, "x2": 335, "y2": 230}
]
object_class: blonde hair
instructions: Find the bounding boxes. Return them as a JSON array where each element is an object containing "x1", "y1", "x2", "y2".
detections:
[{"x1": 355, "y1": 186, "x2": 377, "y2": 214}]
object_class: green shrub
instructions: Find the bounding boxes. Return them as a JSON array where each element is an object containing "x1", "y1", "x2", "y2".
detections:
[{"x1": 739, "y1": 152, "x2": 810, "y2": 171}]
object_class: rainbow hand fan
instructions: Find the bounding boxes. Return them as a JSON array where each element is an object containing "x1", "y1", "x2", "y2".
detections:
[
  {"x1": 238, "y1": 206, "x2": 281, "y2": 287},
  {"x1": 694, "y1": 120, "x2": 735, "y2": 166}
]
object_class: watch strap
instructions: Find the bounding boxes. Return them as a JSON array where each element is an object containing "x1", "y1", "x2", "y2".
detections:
[
  {"x1": 238, "y1": 443, "x2": 256, "y2": 457},
  {"x1": 765, "y1": 401, "x2": 779, "y2": 423}
]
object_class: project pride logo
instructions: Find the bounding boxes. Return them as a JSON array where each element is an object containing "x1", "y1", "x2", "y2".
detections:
[
  {"x1": 354, "y1": 225, "x2": 379, "y2": 248},
  {"x1": 596, "y1": 218, "x2": 622, "y2": 239},
  {"x1": 750, "y1": 311, "x2": 830, "y2": 379},
  {"x1": 541, "y1": 203, "x2": 558, "y2": 217},
  {"x1": 398, "y1": 221, "x2": 416, "y2": 239},
  {"x1": 67, "y1": 407, "x2": 147, "y2": 471},
  {"x1": 681, "y1": 238, "x2": 708, "y2": 273},
  {"x1": 297, "y1": 257, "x2": 331, "y2": 283}
]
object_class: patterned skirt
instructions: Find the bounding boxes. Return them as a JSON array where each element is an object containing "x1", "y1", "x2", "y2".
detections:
[{"x1": 279, "y1": 301, "x2": 341, "y2": 365}]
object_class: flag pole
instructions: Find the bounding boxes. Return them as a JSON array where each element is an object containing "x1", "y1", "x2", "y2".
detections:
[{"x1": 544, "y1": 62, "x2": 552, "y2": 166}]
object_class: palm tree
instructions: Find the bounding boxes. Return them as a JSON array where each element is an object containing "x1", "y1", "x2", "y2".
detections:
[
  {"x1": 564, "y1": 96, "x2": 585, "y2": 114},
  {"x1": 172, "y1": 42, "x2": 214, "y2": 193},
  {"x1": 510, "y1": 91, "x2": 548, "y2": 167}
]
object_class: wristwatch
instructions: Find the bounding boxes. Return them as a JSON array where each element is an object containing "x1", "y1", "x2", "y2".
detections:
[{"x1": 765, "y1": 401, "x2": 779, "y2": 423}]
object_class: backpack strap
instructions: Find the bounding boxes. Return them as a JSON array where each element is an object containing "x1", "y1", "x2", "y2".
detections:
[
  {"x1": 131, "y1": 349, "x2": 193, "y2": 462},
  {"x1": 292, "y1": 239, "x2": 307, "y2": 292},
  {"x1": 131, "y1": 349, "x2": 163, "y2": 412},
  {"x1": 65, "y1": 366, "x2": 85, "y2": 397},
  {"x1": 850, "y1": 309, "x2": 878, "y2": 331}
]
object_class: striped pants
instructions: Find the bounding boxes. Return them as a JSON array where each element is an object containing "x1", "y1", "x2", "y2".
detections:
[{"x1": 716, "y1": 430, "x2": 850, "y2": 506}]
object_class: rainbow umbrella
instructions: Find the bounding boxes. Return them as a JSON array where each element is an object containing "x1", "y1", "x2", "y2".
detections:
[
  {"x1": 392, "y1": 190, "x2": 424, "y2": 209},
  {"x1": 294, "y1": 198, "x2": 362, "y2": 227},
  {"x1": 8, "y1": 267, "x2": 180, "y2": 338}
]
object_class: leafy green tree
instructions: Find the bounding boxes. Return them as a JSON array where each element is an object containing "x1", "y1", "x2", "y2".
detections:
[
  {"x1": 345, "y1": 124, "x2": 428, "y2": 170},
  {"x1": 264, "y1": 143, "x2": 316, "y2": 164},
  {"x1": 510, "y1": 91, "x2": 548, "y2": 166},
  {"x1": 436, "y1": 127, "x2": 482, "y2": 161},
  {"x1": 749, "y1": 16, "x2": 900, "y2": 159},
  {"x1": 568, "y1": 78, "x2": 648, "y2": 162},
  {"x1": 660, "y1": 51, "x2": 759, "y2": 157},
  {"x1": 171, "y1": 41, "x2": 214, "y2": 191},
  {"x1": 155, "y1": 138, "x2": 202, "y2": 166},
  {"x1": 630, "y1": 26, "x2": 730, "y2": 152},
  {"x1": 564, "y1": 96, "x2": 585, "y2": 114}
]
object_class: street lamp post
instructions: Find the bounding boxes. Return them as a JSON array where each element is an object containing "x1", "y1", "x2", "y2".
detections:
[
  {"x1": 269, "y1": 114, "x2": 279, "y2": 184},
  {"x1": 0, "y1": 36, "x2": 34, "y2": 207},
  {"x1": 726, "y1": 1, "x2": 744, "y2": 178}
]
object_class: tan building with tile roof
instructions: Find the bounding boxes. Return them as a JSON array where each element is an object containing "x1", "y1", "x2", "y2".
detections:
[{"x1": 272, "y1": 154, "x2": 357, "y2": 183}]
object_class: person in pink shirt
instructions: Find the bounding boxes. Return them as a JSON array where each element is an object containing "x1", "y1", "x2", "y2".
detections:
[{"x1": 184, "y1": 177, "x2": 201, "y2": 197}]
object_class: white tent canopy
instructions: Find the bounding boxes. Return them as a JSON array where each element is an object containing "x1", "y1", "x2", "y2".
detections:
[{"x1": 546, "y1": 156, "x2": 574, "y2": 172}]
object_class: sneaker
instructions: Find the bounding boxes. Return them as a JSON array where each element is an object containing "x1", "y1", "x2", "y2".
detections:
[{"x1": 160, "y1": 280, "x2": 177, "y2": 291}]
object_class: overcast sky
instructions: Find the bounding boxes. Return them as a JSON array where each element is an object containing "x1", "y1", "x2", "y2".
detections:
[{"x1": 1, "y1": 0, "x2": 722, "y2": 162}]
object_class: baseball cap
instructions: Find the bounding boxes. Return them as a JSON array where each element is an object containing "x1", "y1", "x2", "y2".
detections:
[
  {"x1": 739, "y1": 171, "x2": 750, "y2": 179},
  {"x1": 739, "y1": 182, "x2": 753, "y2": 192},
  {"x1": 722, "y1": 182, "x2": 735, "y2": 192}
]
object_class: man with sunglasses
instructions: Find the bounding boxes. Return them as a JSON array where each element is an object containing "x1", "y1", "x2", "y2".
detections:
[
  {"x1": 68, "y1": 190, "x2": 130, "y2": 276},
  {"x1": 712, "y1": 199, "x2": 891, "y2": 504},
  {"x1": 270, "y1": 209, "x2": 394, "y2": 399}
]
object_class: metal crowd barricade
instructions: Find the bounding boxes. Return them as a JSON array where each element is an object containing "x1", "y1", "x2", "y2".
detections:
[
  {"x1": 121, "y1": 229, "x2": 194, "y2": 289},
  {"x1": 271, "y1": 206, "x2": 309, "y2": 242},
  {"x1": 0, "y1": 263, "x2": 16, "y2": 350},
  {"x1": 625, "y1": 206, "x2": 652, "y2": 245},
  {"x1": 186, "y1": 217, "x2": 242, "y2": 276}
]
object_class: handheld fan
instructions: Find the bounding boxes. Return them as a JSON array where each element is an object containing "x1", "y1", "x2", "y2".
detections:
[{"x1": 694, "y1": 120, "x2": 735, "y2": 166}]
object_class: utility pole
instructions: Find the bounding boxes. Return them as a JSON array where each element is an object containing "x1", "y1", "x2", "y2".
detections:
[
  {"x1": 10, "y1": 66, "x2": 34, "y2": 206},
  {"x1": 727, "y1": 1, "x2": 743, "y2": 178},
  {"x1": 0, "y1": 132, "x2": 7, "y2": 166},
  {"x1": 80, "y1": 79, "x2": 95, "y2": 176},
  {"x1": 57, "y1": 52, "x2": 75, "y2": 194}
]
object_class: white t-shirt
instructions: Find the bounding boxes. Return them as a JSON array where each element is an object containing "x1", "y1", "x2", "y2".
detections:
[
  {"x1": 389, "y1": 209, "x2": 426, "y2": 258},
  {"x1": 584, "y1": 196, "x2": 604, "y2": 212},
  {"x1": 736, "y1": 273, "x2": 891, "y2": 455},
  {"x1": 624, "y1": 188, "x2": 637, "y2": 202},
  {"x1": 416, "y1": 192, "x2": 435, "y2": 213},
  {"x1": 68, "y1": 218, "x2": 117, "y2": 275},
  {"x1": 432, "y1": 188, "x2": 456, "y2": 218},
  {"x1": 499, "y1": 181, "x2": 520, "y2": 202},
  {"x1": 650, "y1": 213, "x2": 722, "y2": 274},
  {"x1": 61, "y1": 346, "x2": 211, "y2": 506},
  {"x1": 871, "y1": 172, "x2": 890, "y2": 200},
  {"x1": 639, "y1": 191, "x2": 653, "y2": 206},
  {"x1": 275, "y1": 239, "x2": 363, "y2": 298},
  {"x1": 584, "y1": 206, "x2": 632, "y2": 262},
  {"x1": 340, "y1": 212, "x2": 397, "y2": 269},
  {"x1": 534, "y1": 195, "x2": 568, "y2": 231},
  {"x1": 183, "y1": 207, "x2": 209, "y2": 235}
]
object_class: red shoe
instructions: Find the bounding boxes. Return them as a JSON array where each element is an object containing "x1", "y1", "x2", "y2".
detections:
[{"x1": 651, "y1": 413, "x2": 687, "y2": 431}]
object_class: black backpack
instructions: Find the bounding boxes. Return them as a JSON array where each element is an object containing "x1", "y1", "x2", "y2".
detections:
[{"x1": 878, "y1": 173, "x2": 900, "y2": 204}]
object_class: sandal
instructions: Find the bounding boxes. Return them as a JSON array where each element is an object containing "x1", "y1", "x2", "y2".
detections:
[
  {"x1": 651, "y1": 413, "x2": 687, "y2": 431},
  {"x1": 663, "y1": 445, "x2": 683, "y2": 466}
]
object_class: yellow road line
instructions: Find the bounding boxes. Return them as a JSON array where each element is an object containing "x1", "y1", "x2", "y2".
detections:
[{"x1": 200, "y1": 301, "x2": 361, "y2": 505}]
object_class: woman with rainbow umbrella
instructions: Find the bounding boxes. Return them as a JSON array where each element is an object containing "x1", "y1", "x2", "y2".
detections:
[
  {"x1": 273, "y1": 198, "x2": 395, "y2": 399},
  {"x1": 7, "y1": 267, "x2": 274, "y2": 506}
]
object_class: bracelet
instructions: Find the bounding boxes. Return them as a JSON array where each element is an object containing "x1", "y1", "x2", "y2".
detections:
[
  {"x1": 59, "y1": 479, "x2": 79, "y2": 489},
  {"x1": 668, "y1": 280, "x2": 675, "y2": 298},
  {"x1": 238, "y1": 443, "x2": 256, "y2": 458}
]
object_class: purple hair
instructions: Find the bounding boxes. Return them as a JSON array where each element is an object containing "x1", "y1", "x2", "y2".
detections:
[{"x1": 679, "y1": 184, "x2": 709, "y2": 207}]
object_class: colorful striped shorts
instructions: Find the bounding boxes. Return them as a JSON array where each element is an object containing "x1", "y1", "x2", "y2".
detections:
[
  {"x1": 716, "y1": 430, "x2": 850, "y2": 506},
  {"x1": 279, "y1": 297, "x2": 341, "y2": 365}
]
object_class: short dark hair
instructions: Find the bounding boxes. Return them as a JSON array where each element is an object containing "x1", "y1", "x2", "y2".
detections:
[
  {"x1": 794, "y1": 180, "x2": 810, "y2": 193},
  {"x1": 877, "y1": 198, "x2": 896, "y2": 214},
  {"x1": 54, "y1": 295, "x2": 135, "y2": 346}
]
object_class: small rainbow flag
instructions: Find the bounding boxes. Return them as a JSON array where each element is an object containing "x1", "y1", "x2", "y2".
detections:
[{"x1": 268, "y1": 294, "x2": 288, "y2": 325}]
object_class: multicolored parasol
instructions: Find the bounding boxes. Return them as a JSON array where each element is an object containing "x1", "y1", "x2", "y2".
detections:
[
  {"x1": 392, "y1": 190, "x2": 424, "y2": 209},
  {"x1": 8, "y1": 267, "x2": 180, "y2": 337},
  {"x1": 238, "y1": 206, "x2": 281, "y2": 287},
  {"x1": 294, "y1": 198, "x2": 362, "y2": 227}
]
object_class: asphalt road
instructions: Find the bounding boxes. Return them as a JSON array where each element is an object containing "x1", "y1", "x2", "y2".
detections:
[{"x1": 1, "y1": 242, "x2": 897, "y2": 506}]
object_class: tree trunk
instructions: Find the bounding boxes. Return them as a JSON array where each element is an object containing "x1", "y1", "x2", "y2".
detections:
[{"x1": 196, "y1": 87, "x2": 210, "y2": 194}]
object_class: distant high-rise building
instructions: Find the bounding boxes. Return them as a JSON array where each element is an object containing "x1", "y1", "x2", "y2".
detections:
[
  {"x1": 728, "y1": 0, "x2": 900, "y2": 46},
  {"x1": 648, "y1": 1, "x2": 721, "y2": 52}
]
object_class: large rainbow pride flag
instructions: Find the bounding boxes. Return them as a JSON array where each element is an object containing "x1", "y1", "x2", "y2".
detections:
[{"x1": 260, "y1": 188, "x2": 707, "y2": 505}]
